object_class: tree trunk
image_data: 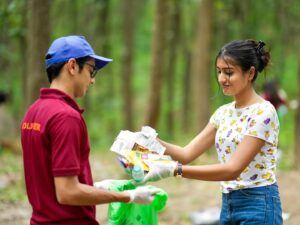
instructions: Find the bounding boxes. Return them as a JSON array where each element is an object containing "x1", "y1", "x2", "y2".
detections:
[
  {"x1": 165, "y1": 0, "x2": 180, "y2": 136},
  {"x1": 20, "y1": 0, "x2": 28, "y2": 119},
  {"x1": 144, "y1": 0, "x2": 169, "y2": 128},
  {"x1": 121, "y1": 0, "x2": 136, "y2": 130},
  {"x1": 182, "y1": 51, "x2": 192, "y2": 132},
  {"x1": 25, "y1": 0, "x2": 50, "y2": 107},
  {"x1": 295, "y1": 51, "x2": 300, "y2": 169},
  {"x1": 274, "y1": 0, "x2": 288, "y2": 80},
  {"x1": 232, "y1": 0, "x2": 251, "y2": 38},
  {"x1": 190, "y1": 0, "x2": 213, "y2": 132}
]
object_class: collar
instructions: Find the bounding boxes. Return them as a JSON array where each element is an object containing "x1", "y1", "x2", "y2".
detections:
[{"x1": 39, "y1": 88, "x2": 85, "y2": 114}]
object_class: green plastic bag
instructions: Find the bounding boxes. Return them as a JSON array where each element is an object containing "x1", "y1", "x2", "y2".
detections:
[{"x1": 107, "y1": 180, "x2": 168, "y2": 225}]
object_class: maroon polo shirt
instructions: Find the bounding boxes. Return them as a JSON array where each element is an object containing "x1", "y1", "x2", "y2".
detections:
[{"x1": 21, "y1": 88, "x2": 99, "y2": 225}]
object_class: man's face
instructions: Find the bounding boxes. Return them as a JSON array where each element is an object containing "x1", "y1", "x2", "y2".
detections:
[{"x1": 73, "y1": 58, "x2": 96, "y2": 98}]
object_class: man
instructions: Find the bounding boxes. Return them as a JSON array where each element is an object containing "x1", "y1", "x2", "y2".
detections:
[{"x1": 21, "y1": 35, "x2": 158, "y2": 225}]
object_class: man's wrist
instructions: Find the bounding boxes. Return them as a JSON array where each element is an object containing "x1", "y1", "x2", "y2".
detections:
[{"x1": 124, "y1": 191, "x2": 133, "y2": 203}]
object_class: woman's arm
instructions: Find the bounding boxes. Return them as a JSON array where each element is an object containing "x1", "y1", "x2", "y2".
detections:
[
  {"x1": 181, "y1": 135, "x2": 265, "y2": 181},
  {"x1": 160, "y1": 123, "x2": 216, "y2": 164}
]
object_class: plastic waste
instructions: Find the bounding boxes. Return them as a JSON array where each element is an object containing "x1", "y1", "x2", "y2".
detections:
[
  {"x1": 132, "y1": 164, "x2": 144, "y2": 183},
  {"x1": 107, "y1": 180, "x2": 167, "y2": 225}
]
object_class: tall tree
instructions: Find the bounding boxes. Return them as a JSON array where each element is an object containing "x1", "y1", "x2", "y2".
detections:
[
  {"x1": 25, "y1": 0, "x2": 50, "y2": 107},
  {"x1": 121, "y1": 0, "x2": 136, "y2": 130},
  {"x1": 232, "y1": 0, "x2": 251, "y2": 38},
  {"x1": 181, "y1": 52, "x2": 192, "y2": 132},
  {"x1": 180, "y1": 2, "x2": 197, "y2": 132},
  {"x1": 95, "y1": 0, "x2": 112, "y2": 96},
  {"x1": 144, "y1": 0, "x2": 169, "y2": 128},
  {"x1": 165, "y1": 0, "x2": 181, "y2": 136},
  {"x1": 295, "y1": 47, "x2": 300, "y2": 169},
  {"x1": 274, "y1": 0, "x2": 289, "y2": 79},
  {"x1": 190, "y1": 0, "x2": 214, "y2": 131},
  {"x1": 0, "y1": 1, "x2": 10, "y2": 78}
]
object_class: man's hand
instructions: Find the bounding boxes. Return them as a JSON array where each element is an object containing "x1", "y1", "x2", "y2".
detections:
[
  {"x1": 126, "y1": 186, "x2": 160, "y2": 204},
  {"x1": 142, "y1": 160, "x2": 177, "y2": 183},
  {"x1": 94, "y1": 179, "x2": 127, "y2": 190}
]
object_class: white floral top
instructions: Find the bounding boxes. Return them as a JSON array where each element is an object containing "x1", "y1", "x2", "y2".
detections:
[{"x1": 209, "y1": 100, "x2": 279, "y2": 193}]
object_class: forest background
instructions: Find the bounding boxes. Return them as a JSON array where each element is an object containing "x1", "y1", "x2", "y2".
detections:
[{"x1": 1, "y1": 0, "x2": 300, "y2": 224}]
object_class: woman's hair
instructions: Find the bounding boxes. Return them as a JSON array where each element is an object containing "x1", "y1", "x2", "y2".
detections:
[
  {"x1": 46, "y1": 56, "x2": 91, "y2": 83},
  {"x1": 215, "y1": 39, "x2": 271, "y2": 82}
]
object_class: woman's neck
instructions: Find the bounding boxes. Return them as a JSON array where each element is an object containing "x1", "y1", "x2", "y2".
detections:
[{"x1": 234, "y1": 87, "x2": 262, "y2": 108}]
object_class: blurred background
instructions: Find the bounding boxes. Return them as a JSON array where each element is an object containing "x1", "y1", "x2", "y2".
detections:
[{"x1": 1, "y1": 0, "x2": 300, "y2": 224}]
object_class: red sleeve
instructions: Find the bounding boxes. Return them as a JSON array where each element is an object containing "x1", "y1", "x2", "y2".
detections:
[{"x1": 49, "y1": 114, "x2": 83, "y2": 176}]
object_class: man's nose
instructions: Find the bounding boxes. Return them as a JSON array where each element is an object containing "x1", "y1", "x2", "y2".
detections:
[{"x1": 90, "y1": 78, "x2": 95, "y2": 85}]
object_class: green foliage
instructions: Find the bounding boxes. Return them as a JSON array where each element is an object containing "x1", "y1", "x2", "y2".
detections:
[
  {"x1": 1, "y1": 0, "x2": 300, "y2": 166},
  {"x1": 0, "y1": 151, "x2": 26, "y2": 201},
  {"x1": 278, "y1": 110, "x2": 295, "y2": 170}
]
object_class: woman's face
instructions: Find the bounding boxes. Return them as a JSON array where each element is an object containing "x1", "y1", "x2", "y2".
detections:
[{"x1": 216, "y1": 58, "x2": 253, "y2": 97}]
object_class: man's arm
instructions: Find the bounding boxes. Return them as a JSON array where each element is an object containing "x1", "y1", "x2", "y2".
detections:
[{"x1": 54, "y1": 176, "x2": 130, "y2": 205}]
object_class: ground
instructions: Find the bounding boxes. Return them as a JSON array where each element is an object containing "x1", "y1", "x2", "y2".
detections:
[{"x1": 0, "y1": 152, "x2": 299, "y2": 225}]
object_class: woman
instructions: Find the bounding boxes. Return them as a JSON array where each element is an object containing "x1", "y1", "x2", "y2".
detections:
[{"x1": 144, "y1": 39, "x2": 283, "y2": 224}]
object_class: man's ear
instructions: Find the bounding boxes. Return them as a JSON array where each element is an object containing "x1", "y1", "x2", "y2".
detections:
[
  {"x1": 65, "y1": 58, "x2": 78, "y2": 76},
  {"x1": 248, "y1": 66, "x2": 255, "y2": 81}
]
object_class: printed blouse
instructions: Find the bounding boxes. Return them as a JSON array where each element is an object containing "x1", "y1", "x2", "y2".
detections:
[{"x1": 209, "y1": 100, "x2": 279, "y2": 193}]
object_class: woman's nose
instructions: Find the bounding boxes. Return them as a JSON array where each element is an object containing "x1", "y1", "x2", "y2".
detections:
[{"x1": 218, "y1": 73, "x2": 227, "y2": 83}]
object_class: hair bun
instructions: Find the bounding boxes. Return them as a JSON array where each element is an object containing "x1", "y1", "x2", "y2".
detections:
[
  {"x1": 256, "y1": 40, "x2": 270, "y2": 72},
  {"x1": 256, "y1": 41, "x2": 265, "y2": 55}
]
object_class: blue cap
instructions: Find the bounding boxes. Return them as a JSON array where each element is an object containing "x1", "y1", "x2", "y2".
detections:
[{"x1": 45, "y1": 35, "x2": 112, "y2": 70}]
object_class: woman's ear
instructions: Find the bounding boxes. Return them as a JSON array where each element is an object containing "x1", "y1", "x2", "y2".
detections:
[{"x1": 248, "y1": 66, "x2": 256, "y2": 81}]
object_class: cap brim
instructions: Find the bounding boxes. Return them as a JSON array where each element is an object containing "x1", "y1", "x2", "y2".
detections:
[{"x1": 91, "y1": 55, "x2": 112, "y2": 70}]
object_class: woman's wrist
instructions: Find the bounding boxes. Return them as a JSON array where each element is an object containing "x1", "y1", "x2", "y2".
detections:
[{"x1": 174, "y1": 162, "x2": 183, "y2": 177}]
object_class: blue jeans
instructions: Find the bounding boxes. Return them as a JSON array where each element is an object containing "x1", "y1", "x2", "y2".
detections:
[{"x1": 220, "y1": 183, "x2": 283, "y2": 225}]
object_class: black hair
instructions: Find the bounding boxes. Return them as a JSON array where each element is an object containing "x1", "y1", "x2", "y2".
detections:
[
  {"x1": 0, "y1": 91, "x2": 9, "y2": 104},
  {"x1": 262, "y1": 79, "x2": 285, "y2": 109},
  {"x1": 215, "y1": 39, "x2": 271, "y2": 82},
  {"x1": 46, "y1": 56, "x2": 92, "y2": 83}
]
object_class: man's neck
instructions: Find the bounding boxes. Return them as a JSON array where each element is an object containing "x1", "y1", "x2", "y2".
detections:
[{"x1": 50, "y1": 80, "x2": 74, "y2": 99}]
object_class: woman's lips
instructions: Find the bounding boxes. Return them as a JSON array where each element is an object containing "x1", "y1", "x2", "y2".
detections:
[{"x1": 222, "y1": 85, "x2": 230, "y2": 89}]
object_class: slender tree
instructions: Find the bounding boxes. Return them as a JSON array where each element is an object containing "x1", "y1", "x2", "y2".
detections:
[
  {"x1": 165, "y1": 0, "x2": 181, "y2": 136},
  {"x1": 121, "y1": 0, "x2": 136, "y2": 130},
  {"x1": 190, "y1": 0, "x2": 214, "y2": 132},
  {"x1": 274, "y1": 0, "x2": 288, "y2": 78},
  {"x1": 144, "y1": 0, "x2": 169, "y2": 128},
  {"x1": 0, "y1": 1, "x2": 10, "y2": 77},
  {"x1": 181, "y1": 2, "x2": 197, "y2": 132},
  {"x1": 181, "y1": 51, "x2": 192, "y2": 132},
  {"x1": 96, "y1": 0, "x2": 112, "y2": 94},
  {"x1": 295, "y1": 47, "x2": 300, "y2": 169},
  {"x1": 25, "y1": 0, "x2": 50, "y2": 107}
]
